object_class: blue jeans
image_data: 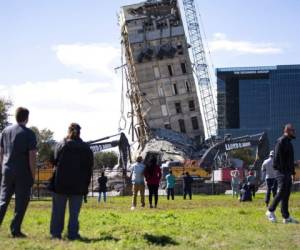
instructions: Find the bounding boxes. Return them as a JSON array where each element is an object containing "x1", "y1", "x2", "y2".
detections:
[
  {"x1": 50, "y1": 193, "x2": 83, "y2": 239},
  {"x1": 98, "y1": 192, "x2": 107, "y2": 202}
]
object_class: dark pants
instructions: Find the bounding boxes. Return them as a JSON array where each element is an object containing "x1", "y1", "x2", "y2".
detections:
[
  {"x1": 268, "y1": 174, "x2": 292, "y2": 219},
  {"x1": 249, "y1": 184, "x2": 256, "y2": 197},
  {"x1": 265, "y1": 178, "x2": 278, "y2": 205},
  {"x1": 167, "y1": 188, "x2": 174, "y2": 200},
  {"x1": 148, "y1": 184, "x2": 159, "y2": 207},
  {"x1": 184, "y1": 187, "x2": 192, "y2": 200},
  {"x1": 0, "y1": 172, "x2": 31, "y2": 235},
  {"x1": 50, "y1": 193, "x2": 83, "y2": 239}
]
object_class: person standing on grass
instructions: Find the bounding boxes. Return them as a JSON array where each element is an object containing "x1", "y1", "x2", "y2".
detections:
[
  {"x1": 266, "y1": 124, "x2": 299, "y2": 224},
  {"x1": 0, "y1": 107, "x2": 37, "y2": 238},
  {"x1": 145, "y1": 156, "x2": 162, "y2": 208},
  {"x1": 97, "y1": 172, "x2": 108, "y2": 203},
  {"x1": 261, "y1": 150, "x2": 278, "y2": 207},
  {"x1": 166, "y1": 170, "x2": 175, "y2": 200},
  {"x1": 246, "y1": 171, "x2": 256, "y2": 198},
  {"x1": 183, "y1": 172, "x2": 193, "y2": 200},
  {"x1": 130, "y1": 156, "x2": 145, "y2": 210},
  {"x1": 50, "y1": 123, "x2": 93, "y2": 240},
  {"x1": 230, "y1": 168, "x2": 240, "y2": 198}
]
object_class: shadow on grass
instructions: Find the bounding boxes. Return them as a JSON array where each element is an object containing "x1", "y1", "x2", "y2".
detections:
[
  {"x1": 74, "y1": 234, "x2": 120, "y2": 243},
  {"x1": 143, "y1": 233, "x2": 178, "y2": 246}
]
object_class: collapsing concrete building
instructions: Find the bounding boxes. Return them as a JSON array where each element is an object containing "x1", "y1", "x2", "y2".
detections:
[{"x1": 120, "y1": 0, "x2": 204, "y2": 150}]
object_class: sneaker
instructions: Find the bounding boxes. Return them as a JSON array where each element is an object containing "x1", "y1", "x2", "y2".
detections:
[
  {"x1": 283, "y1": 217, "x2": 299, "y2": 224},
  {"x1": 265, "y1": 210, "x2": 277, "y2": 223},
  {"x1": 130, "y1": 206, "x2": 135, "y2": 210}
]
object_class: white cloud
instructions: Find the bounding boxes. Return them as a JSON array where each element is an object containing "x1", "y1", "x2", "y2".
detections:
[
  {"x1": 0, "y1": 78, "x2": 126, "y2": 141},
  {"x1": 1, "y1": 43, "x2": 129, "y2": 142},
  {"x1": 209, "y1": 33, "x2": 282, "y2": 54},
  {"x1": 53, "y1": 43, "x2": 121, "y2": 77}
]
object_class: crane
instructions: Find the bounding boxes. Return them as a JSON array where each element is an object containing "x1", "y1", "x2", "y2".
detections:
[{"x1": 182, "y1": 0, "x2": 218, "y2": 139}]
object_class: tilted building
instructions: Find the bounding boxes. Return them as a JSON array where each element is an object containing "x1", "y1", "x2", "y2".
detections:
[{"x1": 120, "y1": 0, "x2": 204, "y2": 144}]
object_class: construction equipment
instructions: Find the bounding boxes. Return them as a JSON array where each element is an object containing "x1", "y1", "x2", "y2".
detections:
[
  {"x1": 34, "y1": 133, "x2": 132, "y2": 188},
  {"x1": 87, "y1": 132, "x2": 132, "y2": 174},
  {"x1": 182, "y1": 0, "x2": 218, "y2": 139},
  {"x1": 164, "y1": 160, "x2": 210, "y2": 179},
  {"x1": 159, "y1": 132, "x2": 269, "y2": 181},
  {"x1": 199, "y1": 132, "x2": 270, "y2": 174}
]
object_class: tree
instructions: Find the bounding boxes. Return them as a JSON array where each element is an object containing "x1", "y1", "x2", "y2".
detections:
[
  {"x1": 229, "y1": 148, "x2": 256, "y2": 166},
  {"x1": 0, "y1": 98, "x2": 12, "y2": 132},
  {"x1": 31, "y1": 126, "x2": 55, "y2": 163},
  {"x1": 94, "y1": 151, "x2": 118, "y2": 170}
]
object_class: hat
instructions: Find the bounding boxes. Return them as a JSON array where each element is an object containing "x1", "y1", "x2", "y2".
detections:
[{"x1": 269, "y1": 150, "x2": 274, "y2": 156}]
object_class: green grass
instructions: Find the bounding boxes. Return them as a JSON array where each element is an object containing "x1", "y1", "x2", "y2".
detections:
[{"x1": 0, "y1": 193, "x2": 300, "y2": 250}]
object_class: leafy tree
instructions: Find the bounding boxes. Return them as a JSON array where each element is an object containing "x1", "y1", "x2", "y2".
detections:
[
  {"x1": 31, "y1": 126, "x2": 55, "y2": 163},
  {"x1": 94, "y1": 151, "x2": 118, "y2": 170},
  {"x1": 0, "y1": 98, "x2": 12, "y2": 131},
  {"x1": 229, "y1": 148, "x2": 255, "y2": 166}
]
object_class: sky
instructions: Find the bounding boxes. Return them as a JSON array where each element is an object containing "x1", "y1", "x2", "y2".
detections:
[{"x1": 0, "y1": 0, "x2": 299, "y2": 141}]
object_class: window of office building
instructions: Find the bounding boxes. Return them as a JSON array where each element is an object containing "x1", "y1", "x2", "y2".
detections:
[
  {"x1": 185, "y1": 80, "x2": 191, "y2": 93},
  {"x1": 191, "y1": 116, "x2": 199, "y2": 130},
  {"x1": 161, "y1": 105, "x2": 168, "y2": 116},
  {"x1": 178, "y1": 119, "x2": 186, "y2": 133},
  {"x1": 158, "y1": 86, "x2": 164, "y2": 97},
  {"x1": 168, "y1": 65, "x2": 173, "y2": 76},
  {"x1": 172, "y1": 83, "x2": 178, "y2": 95},
  {"x1": 175, "y1": 102, "x2": 182, "y2": 113},
  {"x1": 153, "y1": 66, "x2": 160, "y2": 79},
  {"x1": 181, "y1": 62, "x2": 187, "y2": 74},
  {"x1": 189, "y1": 100, "x2": 195, "y2": 111},
  {"x1": 164, "y1": 123, "x2": 171, "y2": 129}
]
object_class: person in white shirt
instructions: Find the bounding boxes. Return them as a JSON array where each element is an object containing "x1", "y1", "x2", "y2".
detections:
[
  {"x1": 262, "y1": 150, "x2": 278, "y2": 207},
  {"x1": 230, "y1": 168, "x2": 240, "y2": 198}
]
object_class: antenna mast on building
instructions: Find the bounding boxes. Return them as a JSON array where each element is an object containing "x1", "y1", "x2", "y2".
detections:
[{"x1": 182, "y1": 0, "x2": 217, "y2": 139}]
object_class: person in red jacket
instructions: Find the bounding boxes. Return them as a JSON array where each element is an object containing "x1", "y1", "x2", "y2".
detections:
[{"x1": 144, "y1": 156, "x2": 162, "y2": 208}]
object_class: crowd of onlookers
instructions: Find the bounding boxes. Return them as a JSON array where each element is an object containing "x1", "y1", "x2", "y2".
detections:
[
  {"x1": 96, "y1": 155, "x2": 195, "y2": 210},
  {"x1": 231, "y1": 124, "x2": 298, "y2": 224},
  {"x1": 231, "y1": 150, "x2": 290, "y2": 204},
  {"x1": 128, "y1": 155, "x2": 194, "y2": 210}
]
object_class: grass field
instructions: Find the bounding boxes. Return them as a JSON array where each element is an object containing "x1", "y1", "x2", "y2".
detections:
[{"x1": 0, "y1": 193, "x2": 299, "y2": 250}]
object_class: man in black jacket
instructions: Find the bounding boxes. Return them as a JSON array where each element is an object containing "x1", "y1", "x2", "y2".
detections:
[
  {"x1": 50, "y1": 123, "x2": 93, "y2": 239},
  {"x1": 97, "y1": 172, "x2": 108, "y2": 203},
  {"x1": 266, "y1": 124, "x2": 299, "y2": 224}
]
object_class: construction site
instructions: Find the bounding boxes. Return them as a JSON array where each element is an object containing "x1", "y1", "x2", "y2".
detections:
[{"x1": 33, "y1": 0, "x2": 300, "y2": 196}]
